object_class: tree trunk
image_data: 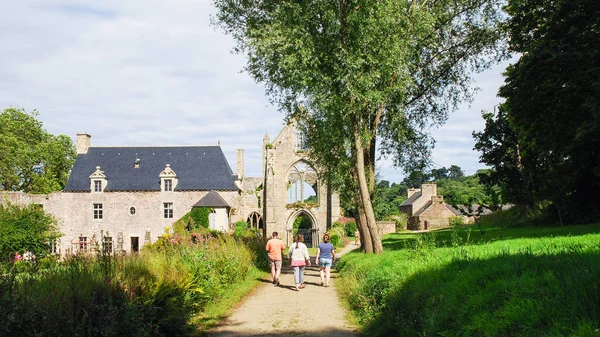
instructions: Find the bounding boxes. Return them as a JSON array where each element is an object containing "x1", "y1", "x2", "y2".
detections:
[
  {"x1": 353, "y1": 124, "x2": 384, "y2": 254},
  {"x1": 356, "y1": 206, "x2": 373, "y2": 253}
]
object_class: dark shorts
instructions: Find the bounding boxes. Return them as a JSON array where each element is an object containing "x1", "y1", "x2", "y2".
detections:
[{"x1": 269, "y1": 258, "x2": 282, "y2": 270}]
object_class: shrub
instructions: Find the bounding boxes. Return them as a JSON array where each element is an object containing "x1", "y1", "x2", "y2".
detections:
[
  {"x1": 234, "y1": 220, "x2": 249, "y2": 236},
  {"x1": 0, "y1": 201, "x2": 61, "y2": 263},
  {"x1": 448, "y1": 216, "x2": 465, "y2": 226},
  {"x1": 329, "y1": 234, "x2": 340, "y2": 246},
  {"x1": 0, "y1": 228, "x2": 261, "y2": 336},
  {"x1": 344, "y1": 220, "x2": 357, "y2": 237},
  {"x1": 384, "y1": 214, "x2": 408, "y2": 231}
]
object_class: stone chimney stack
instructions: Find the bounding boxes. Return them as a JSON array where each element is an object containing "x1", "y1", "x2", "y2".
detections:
[
  {"x1": 76, "y1": 133, "x2": 91, "y2": 154},
  {"x1": 407, "y1": 188, "x2": 420, "y2": 198},
  {"x1": 421, "y1": 183, "x2": 437, "y2": 199},
  {"x1": 236, "y1": 149, "x2": 244, "y2": 180}
]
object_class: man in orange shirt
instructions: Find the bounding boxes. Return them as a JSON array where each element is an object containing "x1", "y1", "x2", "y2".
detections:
[{"x1": 266, "y1": 231, "x2": 286, "y2": 286}]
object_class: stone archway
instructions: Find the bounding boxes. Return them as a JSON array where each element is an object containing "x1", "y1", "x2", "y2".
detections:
[
  {"x1": 286, "y1": 209, "x2": 319, "y2": 248},
  {"x1": 259, "y1": 120, "x2": 340, "y2": 245}
]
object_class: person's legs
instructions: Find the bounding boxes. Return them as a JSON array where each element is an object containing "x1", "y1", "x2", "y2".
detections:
[
  {"x1": 325, "y1": 266, "x2": 332, "y2": 286},
  {"x1": 319, "y1": 258, "x2": 325, "y2": 285},
  {"x1": 299, "y1": 266, "x2": 305, "y2": 286},
  {"x1": 293, "y1": 266, "x2": 300, "y2": 289},
  {"x1": 274, "y1": 260, "x2": 282, "y2": 285},
  {"x1": 270, "y1": 259, "x2": 276, "y2": 283}
]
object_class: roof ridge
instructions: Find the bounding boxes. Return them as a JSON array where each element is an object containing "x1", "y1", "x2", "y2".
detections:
[{"x1": 90, "y1": 145, "x2": 220, "y2": 148}]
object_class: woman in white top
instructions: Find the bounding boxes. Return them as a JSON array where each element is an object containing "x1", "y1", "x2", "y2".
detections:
[{"x1": 288, "y1": 234, "x2": 311, "y2": 291}]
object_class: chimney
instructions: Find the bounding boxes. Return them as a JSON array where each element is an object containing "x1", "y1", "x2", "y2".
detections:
[
  {"x1": 421, "y1": 183, "x2": 437, "y2": 199},
  {"x1": 407, "y1": 188, "x2": 420, "y2": 198},
  {"x1": 76, "y1": 133, "x2": 91, "y2": 154},
  {"x1": 431, "y1": 195, "x2": 444, "y2": 203},
  {"x1": 236, "y1": 149, "x2": 244, "y2": 180}
]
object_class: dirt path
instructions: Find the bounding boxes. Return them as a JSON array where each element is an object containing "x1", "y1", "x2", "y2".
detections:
[{"x1": 206, "y1": 244, "x2": 361, "y2": 337}]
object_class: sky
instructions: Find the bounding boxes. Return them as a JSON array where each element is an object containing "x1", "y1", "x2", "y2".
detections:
[{"x1": 0, "y1": 1, "x2": 511, "y2": 183}]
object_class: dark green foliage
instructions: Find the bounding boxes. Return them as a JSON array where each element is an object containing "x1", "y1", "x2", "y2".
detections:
[
  {"x1": 373, "y1": 181, "x2": 407, "y2": 220},
  {"x1": 329, "y1": 234, "x2": 340, "y2": 247},
  {"x1": 0, "y1": 201, "x2": 61, "y2": 262},
  {"x1": 0, "y1": 107, "x2": 76, "y2": 193},
  {"x1": 185, "y1": 207, "x2": 212, "y2": 230},
  {"x1": 344, "y1": 221, "x2": 357, "y2": 237},
  {"x1": 475, "y1": 0, "x2": 600, "y2": 222}
]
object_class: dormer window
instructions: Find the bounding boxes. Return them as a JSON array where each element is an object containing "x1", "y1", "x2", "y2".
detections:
[
  {"x1": 89, "y1": 166, "x2": 107, "y2": 192},
  {"x1": 134, "y1": 157, "x2": 140, "y2": 168},
  {"x1": 159, "y1": 164, "x2": 178, "y2": 192}
]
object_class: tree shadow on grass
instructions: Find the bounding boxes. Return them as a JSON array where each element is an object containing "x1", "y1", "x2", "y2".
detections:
[{"x1": 359, "y1": 249, "x2": 600, "y2": 337}]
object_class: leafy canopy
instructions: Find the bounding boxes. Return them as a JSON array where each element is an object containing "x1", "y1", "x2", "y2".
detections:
[{"x1": 0, "y1": 107, "x2": 76, "y2": 193}]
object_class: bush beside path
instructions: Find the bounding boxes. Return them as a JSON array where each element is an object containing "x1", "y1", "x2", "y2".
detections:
[{"x1": 206, "y1": 244, "x2": 361, "y2": 337}]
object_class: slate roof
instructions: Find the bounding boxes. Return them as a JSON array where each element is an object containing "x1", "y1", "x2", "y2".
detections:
[
  {"x1": 64, "y1": 146, "x2": 239, "y2": 192},
  {"x1": 192, "y1": 190, "x2": 231, "y2": 208},
  {"x1": 400, "y1": 191, "x2": 422, "y2": 206}
]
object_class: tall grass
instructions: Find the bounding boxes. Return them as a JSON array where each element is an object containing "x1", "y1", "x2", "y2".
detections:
[
  {"x1": 0, "y1": 230, "x2": 266, "y2": 336},
  {"x1": 337, "y1": 223, "x2": 600, "y2": 336}
]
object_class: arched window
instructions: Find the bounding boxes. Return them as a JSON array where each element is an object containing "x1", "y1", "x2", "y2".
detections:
[{"x1": 286, "y1": 161, "x2": 318, "y2": 205}]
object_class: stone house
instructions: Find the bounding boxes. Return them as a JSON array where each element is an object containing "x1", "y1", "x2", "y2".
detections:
[
  {"x1": 399, "y1": 183, "x2": 462, "y2": 230},
  {"x1": 3, "y1": 121, "x2": 340, "y2": 254}
]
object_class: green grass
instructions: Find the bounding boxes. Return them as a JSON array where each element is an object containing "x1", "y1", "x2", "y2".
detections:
[{"x1": 336, "y1": 222, "x2": 600, "y2": 336}]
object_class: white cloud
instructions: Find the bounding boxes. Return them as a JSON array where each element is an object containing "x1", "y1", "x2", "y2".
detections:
[{"x1": 0, "y1": 0, "x2": 510, "y2": 181}]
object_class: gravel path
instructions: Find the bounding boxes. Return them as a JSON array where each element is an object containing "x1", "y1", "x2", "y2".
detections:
[{"x1": 206, "y1": 244, "x2": 361, "y2": 337}]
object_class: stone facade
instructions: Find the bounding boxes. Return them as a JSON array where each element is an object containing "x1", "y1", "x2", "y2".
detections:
[
  {"x1": 255, "y1": 120, "x2": 340, "y2": 247},
  {"x1": 399, "y1": 183, "x2": 463, "y2": 230},
  {"x1": 2, "y1": 120, "x2": 340, "y2": 254}
]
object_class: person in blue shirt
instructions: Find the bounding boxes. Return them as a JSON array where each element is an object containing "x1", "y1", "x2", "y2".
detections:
[{"x1": 315, "y1": 233, "x2": 336, "y2": 287}]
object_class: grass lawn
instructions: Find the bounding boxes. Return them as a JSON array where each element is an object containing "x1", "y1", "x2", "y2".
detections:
[{"x1": 337, "y1": 221, "x2": 600, "y2": 336}]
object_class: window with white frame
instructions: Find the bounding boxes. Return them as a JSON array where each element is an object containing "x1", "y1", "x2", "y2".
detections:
[
  {"x1": 102, "y1": 236, "x2": 113, "y2": 254},
  {"x1": 48, "y1": 239, "x2": 60, "y2": 255},
  {"x1": 94, "y1": 180, "x2": 102, "y2": 192},
  {"x1": 164, "y1": 179, "x2": 173, "y2": 192},
  {"x1": 79, "y1": 236, "x2": 88, "y2": 251},
  {"x1": 163, "y1": 202, "x2": 173, "y2": 218},
  {"x1": 93, "y1": 203, "x2": 103, "y2": 219}
]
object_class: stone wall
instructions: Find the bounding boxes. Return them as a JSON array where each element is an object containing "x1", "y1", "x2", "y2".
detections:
[
  {"x1": 3, "y1": 189, "x2": 239, "y2": 255},
  {"x1": 377, "y1": 221, "x2": 396, "y2": 235}
]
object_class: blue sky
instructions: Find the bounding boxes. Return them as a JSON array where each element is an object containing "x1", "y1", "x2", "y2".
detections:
[{"x1": 0, "y1": 1, "x2": 511, "y2": 183}]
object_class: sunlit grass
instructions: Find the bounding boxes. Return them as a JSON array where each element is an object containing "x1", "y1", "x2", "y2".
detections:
[{"x1": 337, "y1": 222, "x2": 600, "y2": 336}]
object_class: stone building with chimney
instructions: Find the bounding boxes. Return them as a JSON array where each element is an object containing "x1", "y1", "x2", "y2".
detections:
[
  {"x1": 399, "y1": 183, "x2": 462, "y2": 230},
  {"x1": 3, "y1": 121, "x2": 340, "y2": 254}
]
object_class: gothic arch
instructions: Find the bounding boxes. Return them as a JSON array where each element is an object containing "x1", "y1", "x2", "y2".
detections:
[
  {"x1": 286, "y1": 160, "x2": 319, "y2": 205},
  {"x1": 246, "y1": 211, "x2": 264, "y2": 232},
  {"x1": 286, "y1": 209, "x2": 319, "y2": 247}
]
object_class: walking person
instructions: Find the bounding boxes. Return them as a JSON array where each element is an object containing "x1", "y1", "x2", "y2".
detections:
[
  {"x1": 266, "y1": 231, "x2": 286, "y2": 286},
  {"x1": 288, "y1": 234, "x2": 311, "y2": 291},
  {"x1": 315, "y1": 233, "x2": 336, "y2": 287}
]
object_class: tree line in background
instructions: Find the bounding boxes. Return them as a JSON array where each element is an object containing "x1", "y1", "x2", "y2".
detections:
[
  {"x1": 473, "y1": 0, "x2": 600, "y2": 224},
  {"x1": 369, "y1": 165, "x2": 495, "y2": 221}
]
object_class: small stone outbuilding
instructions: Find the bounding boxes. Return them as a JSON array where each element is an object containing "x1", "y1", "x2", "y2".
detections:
[{"x1": 399, "y1": 183, "x2": 463, "y2": 230}]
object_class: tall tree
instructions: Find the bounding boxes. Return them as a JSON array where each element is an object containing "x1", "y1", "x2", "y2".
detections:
[
  {"x1": 213, "y1": 0, "x2": 505, "y2": 252},
  {"x1": 0, "y1": 108, "x2": 76, "y2": 193},
  {"x1": 476, "y1": 0, "x2": 600, "y2": 221}
]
